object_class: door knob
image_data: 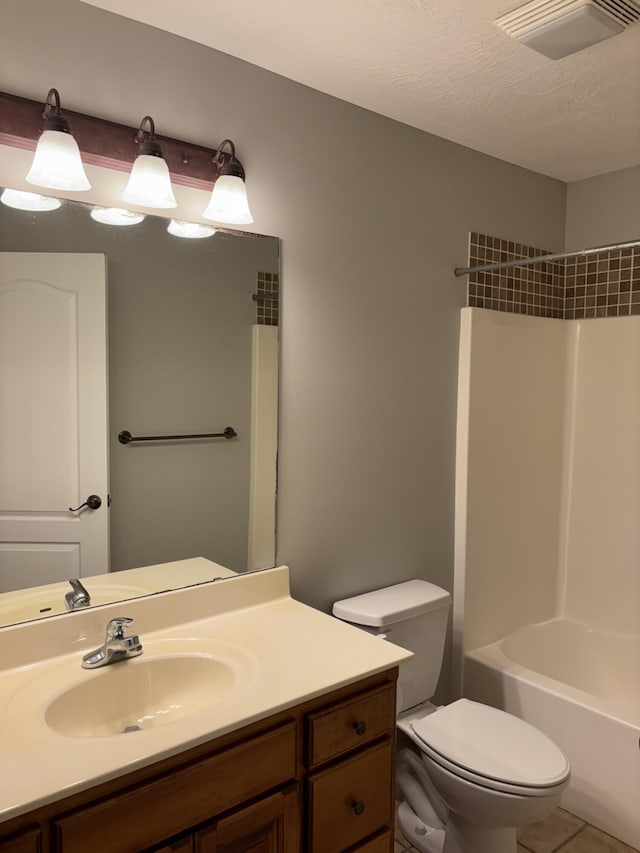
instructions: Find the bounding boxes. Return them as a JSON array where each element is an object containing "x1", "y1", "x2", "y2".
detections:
[{"x1": 69, "y1": 494, "x2": 102, "y2": 512}]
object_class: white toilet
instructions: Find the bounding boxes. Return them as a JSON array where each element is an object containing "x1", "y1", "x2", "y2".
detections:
[{"x1": 333, "y1": 580, "x2": 570, "y2": 853}]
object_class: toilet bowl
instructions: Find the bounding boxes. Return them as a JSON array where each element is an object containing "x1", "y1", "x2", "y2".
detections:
[
  {"x1": 398, "y1": 698, "x2": 569, "y2": 853},
  {"x1": 333, "y1": 581, "x2": 570, "y2": 853}
]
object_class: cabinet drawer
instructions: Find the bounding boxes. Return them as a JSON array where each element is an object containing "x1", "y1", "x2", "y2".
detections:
[
  {"x1": 307, "y1": 741, "x2": 393, "y2": 853},
  {"x1": 54, "y1": 721, "x2": 297, "y2": 853},
  {"x1": 150, "y1": 838, "x2": 193, "y2": 853},
  {"x1": 350, "y1": 830, "x2": 392, "y2": 853},
  {"x1": 306, "y1": 683, "x2": 395, "y2": 766}
]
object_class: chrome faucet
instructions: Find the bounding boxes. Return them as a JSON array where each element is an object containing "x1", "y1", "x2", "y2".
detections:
[
  {"x1": 82, "y1": 617, "x2": 143, "y2": 669},
  {"x1": 65, "y1": 578, "x2": 91, "y2": 611}
]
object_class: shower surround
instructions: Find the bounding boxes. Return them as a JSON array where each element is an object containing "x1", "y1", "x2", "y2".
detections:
[{"x1": 454, "y1": 307, "x2": 640, "y2": 848}]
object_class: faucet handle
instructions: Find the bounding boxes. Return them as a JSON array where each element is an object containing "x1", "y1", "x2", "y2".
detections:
[
  {"x1": 106, "y1": 616, "x2": 134, "y2": 640},
  {"x1": 65, "y1": 578, "x2": 91, "y2": 611}
]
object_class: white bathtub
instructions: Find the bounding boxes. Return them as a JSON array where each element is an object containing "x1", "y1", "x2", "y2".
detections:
[{"x1": 464, "y1": 619, "x2": 640, "y2": 849}]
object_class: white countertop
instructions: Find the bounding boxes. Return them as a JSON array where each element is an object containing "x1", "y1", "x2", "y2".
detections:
[{"x1": 0, "y1": 565, "x2": 411, "y2": 823}]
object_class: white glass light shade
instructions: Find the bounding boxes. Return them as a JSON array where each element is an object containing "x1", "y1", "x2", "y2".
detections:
[
  {"x1": 90, "y1": 207, "x2": 145, "y2": 226},
  {"x1": 25, "y1": 130, "x2": 91, "y2": 191},
  {"x1": 1, "y1": 188, "x2": 61, "y2": 211},
  {"x1": 121, "y1": 154, "x2": 177, "y2": 209},
  {"x1": 167, "y1": 219, "x2": 216, "y2": 239},
  {"x1": 202, "y1": 175, "x2": 253, "y2": 225}
]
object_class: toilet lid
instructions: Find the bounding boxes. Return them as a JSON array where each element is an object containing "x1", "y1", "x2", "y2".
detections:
[{"x1": 410, "y1": 699, "x2": 569, "y2": 788}]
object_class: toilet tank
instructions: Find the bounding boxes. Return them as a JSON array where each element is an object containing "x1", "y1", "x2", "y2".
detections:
[{"x1": 333, "y1": 580, "x2": 451, "y2": 713}]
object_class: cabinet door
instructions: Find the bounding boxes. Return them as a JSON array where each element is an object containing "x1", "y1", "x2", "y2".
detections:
[
  {"x1": 0, "y1": 825, "x2": 42, "y2": 853},
  {"x1": 54, "y1": 722, "x2": 296, "y2": 853},
  {"x1": 195, "y1": 788, "x2": 299, "y2": 853}
]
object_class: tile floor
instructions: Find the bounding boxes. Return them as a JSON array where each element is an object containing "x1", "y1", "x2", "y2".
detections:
[{"x1": 394, "y1": 808, "x2": 639, "y2": 853}]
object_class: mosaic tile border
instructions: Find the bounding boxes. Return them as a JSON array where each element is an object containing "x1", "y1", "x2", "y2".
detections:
[
  {"x1": 255, "y1": 271, "x2": 279, "y2": 326},
  {"x1": 564, "y1": 247, "x2": 639, "y2": 319},
  {"x1": 467, "y1": 233, "x2": 640, "y2": 320}
]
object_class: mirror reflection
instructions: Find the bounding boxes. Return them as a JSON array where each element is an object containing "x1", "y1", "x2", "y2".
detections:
[{"x1": 0, "y1": 192, "x2": 280, "y2": 627}]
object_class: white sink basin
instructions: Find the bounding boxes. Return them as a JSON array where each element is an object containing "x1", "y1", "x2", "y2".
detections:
[
  {"x1": 7, "y1": 638, "x2": 258, "y2": 739},
  {"x1": 45, "y1": 655, "x2": 236, "y2": 737}
]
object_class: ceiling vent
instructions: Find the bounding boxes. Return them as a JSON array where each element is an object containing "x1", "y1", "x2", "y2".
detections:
[{"x1": 495, "y1": 0, "x2": 640, "y2": 59}]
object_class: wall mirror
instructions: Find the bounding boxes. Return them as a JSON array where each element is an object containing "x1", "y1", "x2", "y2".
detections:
[{"x1": 0, "y1": 191, "x2": 280, "y2": 627}]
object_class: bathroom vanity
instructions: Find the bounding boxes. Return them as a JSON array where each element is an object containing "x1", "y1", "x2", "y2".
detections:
[
  {"x1": 0, "y1": 670, "x2": 396, "y2": 853},
  {"x1": 0, "y1": 566, "x2": 410, "y2": 853}
]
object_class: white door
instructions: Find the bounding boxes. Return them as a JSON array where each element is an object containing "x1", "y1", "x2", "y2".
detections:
[{"x1": 0, "y1": 253, "x2": 108, "y2": 592}]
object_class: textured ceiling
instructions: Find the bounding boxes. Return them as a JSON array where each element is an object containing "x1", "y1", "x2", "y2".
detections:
[{"x1": 78, "y1": 0, "x2": 640, "y2": 182}]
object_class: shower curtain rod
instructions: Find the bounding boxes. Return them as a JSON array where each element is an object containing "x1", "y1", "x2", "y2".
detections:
[{"x1": 454, "y1": 238, "x2": 640, "y2": 277}]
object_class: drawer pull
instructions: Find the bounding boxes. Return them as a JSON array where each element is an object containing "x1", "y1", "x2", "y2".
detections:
[
  {"x1": 353, "y1": 720, "x2": 367, "y2": 736},
  {"x1": 351, "y1": 800, "x2": 366, "y2": 816}
]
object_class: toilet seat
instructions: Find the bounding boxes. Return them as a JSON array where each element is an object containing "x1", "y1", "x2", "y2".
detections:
[{"x1": 408, "y1": 699, "x2": 570, "y2": 797}]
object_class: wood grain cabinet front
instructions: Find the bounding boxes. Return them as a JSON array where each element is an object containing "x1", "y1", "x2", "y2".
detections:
[
  {"x1": 149, "y1": 838, "x2": 194, "y2": 853},
  {"x1": 306, "y1": 683, "x2": 396, "y2": 767},
  {"x1": 195, "y1": 787, "x2": 299, "y2": 853},
  {"x1": 0, "y1": 825, "x2": 42, "y2": 853},
  {"x1": 305, "y1": 680, "x2": 396, "y2": 853},
  {"x1": 307, "y1": 742, "x2": 394, "y2": 853},
  {"x1": 53, "y1": 722, "x2": 297, "y2": 853},
  {"x1": 348, "y1": 831, "x2": 393, "y2": 853},
  {"x1": 134, "y1": 788, "x2": 299, "y2": 853},
  {"x1": 0, "y1": 668, "x2": 398, "y2": 853}
]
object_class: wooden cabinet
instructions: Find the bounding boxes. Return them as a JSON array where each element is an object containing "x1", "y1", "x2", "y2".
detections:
[
  {"x1": 150, "y1": 839, "x2": 193, "y2": 853},
  {"x1": 0, "y1": 669, "x2": 397, "y2": 853},
  {"x1": 305, "y1": 683, "x2": 396, "y2": 853},
  {"x1": 195, "y1": 787, "x2": 298, "y2": 853},
  {"x1": 53, "y1": 723, "x2": 297, "y2": 853},
  {"x1": 0, "y1": 825, "x2": 42, "y2": 853},
  {"x1": 346, "y1": 832, "x2": 392, "y2": 853},
  {"x1": 306, "y1": 683, "x2": 396, "y2": 767},
  {"x1": 307, "y1": 742, "x2": 393, "y2": 853},
  {"x1": 146, "y1": 787, "x2": 299, "y2": 853}
]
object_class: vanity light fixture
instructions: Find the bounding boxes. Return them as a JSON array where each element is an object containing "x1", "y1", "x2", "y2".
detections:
[
  {"x1": 25, "y1": 89, "x2": 91, "y2": 192},
  {"x1": 122, "y1": 116, "x2": 177, "y2": 209},
  {"x1": 167, "y1": 219, "x2": 217, "y2": 239},
  {"x1": 2, "y1": 92, "x2": 255, "y2": 229},
  {"x1": 90, "y1": 206, "x2": 145, "y2": 226},
  {"x1": 203, "y1": 139, "x2": 253, "y2": 225},
  {"x1": 0, "y1": 188, "x2": 62, "y2": 211}
]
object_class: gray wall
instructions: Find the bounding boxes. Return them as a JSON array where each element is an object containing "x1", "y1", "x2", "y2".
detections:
[
  {"x1": 0, "y1": 200, "x2": 278, "y2": 573},
  {"x1": 2, "y1": 0, "x2": 568, "y2": 696},
  {"x1": 565, "y1": 166, "x2": 640, "y2": 250}
]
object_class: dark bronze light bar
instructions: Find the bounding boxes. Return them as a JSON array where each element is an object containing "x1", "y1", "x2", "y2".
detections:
[{"x1": 0, "y1": 91, "x2": 232, "y2": 192}]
